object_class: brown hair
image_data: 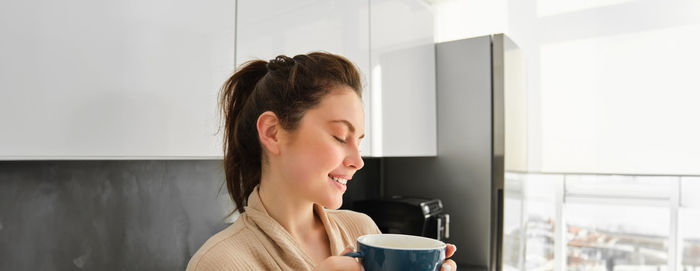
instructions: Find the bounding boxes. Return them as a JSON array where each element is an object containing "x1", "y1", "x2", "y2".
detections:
[{"x1": 219, "y1": 52, "x2": 363, "y2": 214}]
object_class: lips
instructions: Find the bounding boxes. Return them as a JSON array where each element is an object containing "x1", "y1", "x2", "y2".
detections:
[
  {"x1": 328, "y1": 174, "x2": 349, "y2": 185},
  {"x1": 328, "y1": 174, "x2": 348, "y2": 193}
]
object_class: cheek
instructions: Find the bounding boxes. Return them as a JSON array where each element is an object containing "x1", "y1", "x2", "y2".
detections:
[{"x1": 289, "y1": 139, "x2": 344, "y2": 176}]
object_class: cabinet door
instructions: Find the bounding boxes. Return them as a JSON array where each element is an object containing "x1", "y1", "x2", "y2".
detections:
[
  {"x1": 0, "y1": 0, "x2": 235, "y2": 159},
  {"x1": 236, "y1": 0, "x2": 371, "y2": 155},
  {"x1": 370, "y1": 0, "x2": 436, "y2": 156}
]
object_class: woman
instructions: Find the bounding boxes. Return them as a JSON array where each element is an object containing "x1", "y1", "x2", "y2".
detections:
[{"x1": 187, "y1": 52, "x2": 456, "y2": 270}]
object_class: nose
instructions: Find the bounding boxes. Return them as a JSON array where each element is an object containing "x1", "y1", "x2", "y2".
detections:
[{"x1": 344, "y1": 145, "x2": 364, "y2": 170}]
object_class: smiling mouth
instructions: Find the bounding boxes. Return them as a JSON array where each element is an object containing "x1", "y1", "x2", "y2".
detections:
[{"x1": 329, "y1": 175, "x2": 348, "y2": 185}]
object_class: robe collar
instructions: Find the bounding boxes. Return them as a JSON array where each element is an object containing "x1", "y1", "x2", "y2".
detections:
[{"x1": 243, "y1": 185, "x2": 346, "y2": 268}]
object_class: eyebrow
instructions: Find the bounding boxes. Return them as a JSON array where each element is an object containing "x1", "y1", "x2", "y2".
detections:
[{"x1": 329, "y1": 120, "x2": 365, "y2": 139}]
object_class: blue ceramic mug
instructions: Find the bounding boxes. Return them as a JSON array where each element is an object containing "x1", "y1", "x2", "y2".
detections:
[{"x1": 343, "y1": 234, "x2": 446, "y2": 271}]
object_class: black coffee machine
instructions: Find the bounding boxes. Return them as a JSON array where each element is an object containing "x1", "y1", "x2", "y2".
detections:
[{"x1": 352, "y1": 197, "x2": 450, "y2": 241}]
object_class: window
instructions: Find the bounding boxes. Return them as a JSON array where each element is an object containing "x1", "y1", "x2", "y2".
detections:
[
  {"x1": 505, "y1": 173, "x2": 562, "y2": 271},
  {"x1": 504, "y1": 172, "x2": 525, "y2": 271},
  {"x1": 566, "y1": 202, "x2": 669, "y2": 270},
  {"x1": 681, "y1": 177, "x2": 700, "y2": 270},
  {"x1": 504, "y1": 174, "x2": 697, "y2": 270}
]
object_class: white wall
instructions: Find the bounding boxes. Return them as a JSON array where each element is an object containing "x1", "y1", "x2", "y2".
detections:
[{"x1": 433, "y1": 0, "x2": 700, "y2": 175}]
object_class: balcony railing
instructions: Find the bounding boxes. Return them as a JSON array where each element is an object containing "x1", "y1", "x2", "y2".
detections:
[{"x1": 504, "y1": 173, "x2": 700, "y2": 271}]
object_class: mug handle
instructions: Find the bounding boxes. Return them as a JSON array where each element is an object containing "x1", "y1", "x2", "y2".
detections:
[{"x1": 342, "y1": 251, "x2": 364, "y2": 258}]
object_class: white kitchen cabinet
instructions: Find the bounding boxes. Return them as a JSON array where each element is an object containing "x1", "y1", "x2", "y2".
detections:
[
  {"x1": 0, "y1": 0, "x2": 235, "y2": 159},
  {"x1": 236, "y1": 0, "x2": 436, "y2": 157},
  {"x1": 235, "y1": 0, "x2": 372, "y2": 154},
  {"x1": 369, "y1": 0, "x2": 436, "y2": 156}
]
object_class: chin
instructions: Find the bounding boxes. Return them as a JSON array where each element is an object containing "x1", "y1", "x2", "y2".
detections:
[{"x1": 322, "y1": 197, "x2": 343, "y2": 210}]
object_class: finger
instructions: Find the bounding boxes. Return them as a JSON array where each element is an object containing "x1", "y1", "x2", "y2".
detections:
[
  {"x1": 441, "y1": 259, "x2": 457, "y2": 271},
  {"x1": 445, "y1": 244, "x2": 457, "y2": 258},
  {"x1": 335, "y1": 256, "x2": 364, "y2": 271},
  {"x1": 339, "y1": 245, "x2": 354, "y2": 256}
]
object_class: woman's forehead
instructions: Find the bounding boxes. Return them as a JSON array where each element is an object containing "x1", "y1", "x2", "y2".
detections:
[{"x1": 304, "y1": 88, "x2": 364, "y2": 131}]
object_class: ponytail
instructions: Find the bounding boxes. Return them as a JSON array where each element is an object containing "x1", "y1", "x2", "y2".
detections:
[
  {"x1": 219, "y1": 60, "x2": 267, "y2": 214},
  {"x1": 219, "y1": 52, "x2": 363, "y2": 214}
]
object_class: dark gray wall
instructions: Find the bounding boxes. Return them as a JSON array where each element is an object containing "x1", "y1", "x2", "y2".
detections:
[
  {"x1": 0, "y1": 159, "x2": 381, "y2": 270},
  {"x1": 0, "y1": 160, "x2": 230, "y2": 270},
  {"x1": 384, "y1": 36, "x2": 494, "y2": 269}
]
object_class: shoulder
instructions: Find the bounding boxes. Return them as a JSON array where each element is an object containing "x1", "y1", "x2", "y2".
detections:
[
  {"x1": 326, "y1": 209, "x2": 381, "y2": 235},
  {"x1": 186, "y1": 218, "x2": 265, "y2": 271}
]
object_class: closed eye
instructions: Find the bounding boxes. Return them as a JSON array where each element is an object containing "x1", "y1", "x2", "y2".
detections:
[{"x1": 333, "y1": 136, "x2": 347, "y2": 144}]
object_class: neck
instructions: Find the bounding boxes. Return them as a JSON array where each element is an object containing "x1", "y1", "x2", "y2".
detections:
[{"x1": 258, "y1": 171, "x2": 322, "y2": 240}]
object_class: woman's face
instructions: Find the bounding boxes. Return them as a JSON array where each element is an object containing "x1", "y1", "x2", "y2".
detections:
[{"x1": 277, "y1": 85, "x2": 365, "y2": 209}]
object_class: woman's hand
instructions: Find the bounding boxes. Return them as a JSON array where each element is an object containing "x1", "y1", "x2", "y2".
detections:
[
  {"x1": 313, "y1": 247, "x2": 363, "y2": 271},
  {"x1": 314, "y1": 244, "x2": 456, "y2": 271},
  {"x1": 441, "y1": 244, "x2": 457, "y2": 271}
]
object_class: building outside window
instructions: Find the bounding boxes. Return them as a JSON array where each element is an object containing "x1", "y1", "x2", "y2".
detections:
[{"x1": 504, "y1": 174, "x2": 700, "y2": 271}]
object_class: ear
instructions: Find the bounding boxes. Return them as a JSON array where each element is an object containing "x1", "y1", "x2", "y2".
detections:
[{"x1": 257, "y1": 111, "x2": 282, "y2": 155}]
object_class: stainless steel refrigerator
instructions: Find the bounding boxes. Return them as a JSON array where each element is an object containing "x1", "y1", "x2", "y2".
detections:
[{"x1": 382, "y1": 34, "x2": 526, "y2": 271}]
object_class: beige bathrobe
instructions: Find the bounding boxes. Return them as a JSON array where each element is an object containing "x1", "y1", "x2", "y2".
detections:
[{"x1": 186, "y1": 186, "x2": 381, "y2": 270}]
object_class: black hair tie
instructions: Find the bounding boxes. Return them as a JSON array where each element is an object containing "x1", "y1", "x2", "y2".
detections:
[{"x1": 267, "y1": 55, "x2": 296, "y2": 72}]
